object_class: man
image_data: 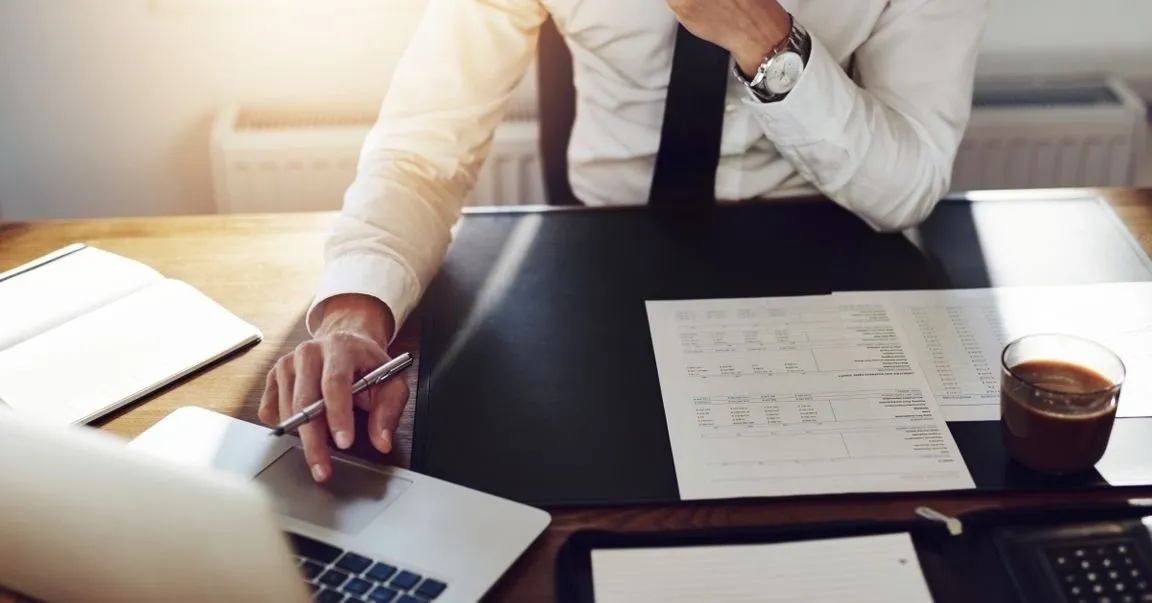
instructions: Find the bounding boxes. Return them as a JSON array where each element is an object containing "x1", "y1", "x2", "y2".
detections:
[{"x1": 258, "y1": 0, "x2": 990, "y2": 482}]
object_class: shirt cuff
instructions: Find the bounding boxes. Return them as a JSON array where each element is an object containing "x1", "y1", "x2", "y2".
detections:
[
  {"x1": 743, "y1": 32, "x2": 857, "y2": 146},
  {"x1": 305, "y1": 253, "x2": 422, "y2": 346}
]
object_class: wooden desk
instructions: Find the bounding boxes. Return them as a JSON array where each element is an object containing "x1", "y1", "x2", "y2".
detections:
[{"x1": 3, "y1": 187, "x2": 1152, "y2": 603}]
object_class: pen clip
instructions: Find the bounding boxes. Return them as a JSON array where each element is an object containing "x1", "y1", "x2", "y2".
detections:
[
  {"x1": 367, "y1": 354, "x2": 413, "y2": 386},
  {"x1": 367, "y1": 369, "x2": 394, "y2": 386}
]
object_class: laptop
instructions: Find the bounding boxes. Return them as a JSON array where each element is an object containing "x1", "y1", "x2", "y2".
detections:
[{"x1": 0, "y1": 406, "x2": 550, "y2": 603}]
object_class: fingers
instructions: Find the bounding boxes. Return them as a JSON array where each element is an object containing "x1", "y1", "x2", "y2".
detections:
[
  {"x1": 367, "y1": 376, "x2": 411, "y2": 455},
  {"x1": 351, "y1": 342, "x2": 390, "y2": 414},
  {"x1": 275, "y1": 356, "x2": 295, "y2": 436},
  {"x1": 292, "y1": 343, "x2": 331, "y2": 482},
  {"x1": 260, "y1": 331, "x2": 397, "y2": 481},
  {"x1": 320, "y1": 343, "x2": 355, "y2": 451},
  {"x1": 257, "y1": 367, "x2": 279, "y2": 425}
]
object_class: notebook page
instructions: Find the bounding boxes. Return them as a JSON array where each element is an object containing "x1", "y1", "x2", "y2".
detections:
[
  {"x1": 0, "y1": 246, "x2": 162, "y2": 351},
  {"x1": 591, "y1": 533, "x2": 934, "y2": 603},
  {"x1": 0, "y1": 279, "x2": 261, "y2": 424}
]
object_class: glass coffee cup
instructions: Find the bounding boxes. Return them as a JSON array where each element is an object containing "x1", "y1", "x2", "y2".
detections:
[{"x1": 1000, "y1": 333, "x2": 1125, "y2": 475}]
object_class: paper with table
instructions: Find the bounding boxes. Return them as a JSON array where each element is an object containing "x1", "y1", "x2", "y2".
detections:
[
  {"x1": 590, "y1": 532, "x2": 934, "y2": 603},
  {"x1": 645, "y1": 295, "x2": 975, "y2": 501},
  {"x1": 833, "y1": 282, "x2": 1152, "y2": 421},
  {"x1": 646, "y1": 283, "x2": 1152, "y2": 500}
]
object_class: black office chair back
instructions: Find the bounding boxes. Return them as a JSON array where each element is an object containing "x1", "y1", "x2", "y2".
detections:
[{"x1": 536, "y1": 18, "x2": 580, "y2": 205}]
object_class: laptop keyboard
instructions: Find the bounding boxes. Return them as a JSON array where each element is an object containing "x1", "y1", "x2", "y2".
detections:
[{"x1": 288, "y1": 531, "x2": 449, "y2": 603}]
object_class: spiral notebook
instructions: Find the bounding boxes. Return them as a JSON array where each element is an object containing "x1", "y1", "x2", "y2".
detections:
[{"x1": 0, "y1": 244, "x2": 262, "y2": 424}]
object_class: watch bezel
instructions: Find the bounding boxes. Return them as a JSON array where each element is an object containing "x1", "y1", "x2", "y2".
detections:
[
  {"x1": 761, "y1": 51, "x2": 805, "y2": 95},
  {"x1": 733, "y1": 16, "x2": 810, "y2": 102}
]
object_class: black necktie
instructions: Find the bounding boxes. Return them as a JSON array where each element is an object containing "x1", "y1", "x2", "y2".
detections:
[{"x1": 648, "y1": 24, "x2": 731, "y2": 206}]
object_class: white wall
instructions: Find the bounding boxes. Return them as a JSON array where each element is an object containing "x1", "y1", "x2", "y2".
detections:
[
  {"x1": 1, "y1": 0, "x2": 1151, "y2": 222},
  {"x1": 979, "y1": 0, "x2": 1152, "y2": 77},
  {"x1": 0, "y1": 0, "x2": 429, "y2": 221}
]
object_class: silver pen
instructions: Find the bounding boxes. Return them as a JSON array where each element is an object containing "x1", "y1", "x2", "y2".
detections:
[{"x1": 271, "y1": 352, "x2": 414, "y2": 436}]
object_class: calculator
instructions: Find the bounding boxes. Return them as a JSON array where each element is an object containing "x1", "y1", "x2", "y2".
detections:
[{"x1": 997, "y1": 520, "x2": 1152, "y2": 603}]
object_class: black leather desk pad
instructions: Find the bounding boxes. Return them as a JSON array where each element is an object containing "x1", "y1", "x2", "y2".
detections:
[{"x1": 412, "y1": 196, "x2": 1152, "y2": 507}]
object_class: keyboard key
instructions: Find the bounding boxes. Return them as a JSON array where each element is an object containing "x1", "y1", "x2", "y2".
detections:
[
  {"x1": 320, "y1": 569, "x2": 351, "y2": 588},
  {"x1": 396, "y1": 596, "x2": 423, "y2": 603},
  {"x1": 415, "y1": 579, "x2": 447, "y2": 599},
  {"x1": 289, "y1": 532, "x2": 345, "y2": 565},
  {"x1": 337, "y1": 552, "x2": 374, "y2": 575},
  {"x1": 1045, "y1": 539, "x2": 1152, "y2": 603},
  {"x1": 368, "y1": 586, "x2": 399, "y2": 602},
  {"x1": 301, "y1": 561, "x2": 325, "y2": 580},
  {"x1": 316, "y1": 588, "x2": 346, "y2": 603},
  {"x1": 366, "y1": 563, "x2": 397, "y2": 582},
  {"x1": 344, "y1": 578, "x2": 373, "y2": 595},
  {"x1": 390, "y1": 570, "x2": 421, "y2": 591}
]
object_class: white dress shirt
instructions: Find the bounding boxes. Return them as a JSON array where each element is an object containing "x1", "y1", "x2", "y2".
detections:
[{"x1": 308, "y1": 0, "x2": 990, "y2": 339}]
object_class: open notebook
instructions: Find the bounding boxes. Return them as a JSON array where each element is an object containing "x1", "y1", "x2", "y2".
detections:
[{"x1": 0, "y1": 244, "x2": 262, "y2": 424}]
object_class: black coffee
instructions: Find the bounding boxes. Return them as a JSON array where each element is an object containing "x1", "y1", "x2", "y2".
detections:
[{"x1": 1001, "y1": 360, "x2": 1117, "y2": 474}]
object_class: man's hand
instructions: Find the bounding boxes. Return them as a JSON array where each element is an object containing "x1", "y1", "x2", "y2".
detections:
[
  {"x1": 258, "y1": 294, "x2": 409, "y2": 483},
  {"x1": 665, "y1": 0, "x2": 792, "y2": 77}
]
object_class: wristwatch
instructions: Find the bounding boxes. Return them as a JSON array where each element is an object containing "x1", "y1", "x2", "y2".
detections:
[{"x1": 733, "y1": 14, "x2": 812, "y2": 103}]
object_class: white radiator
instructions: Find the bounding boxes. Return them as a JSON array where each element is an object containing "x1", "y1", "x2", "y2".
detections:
[
  {"x1": 210, "y1": 75, "x2": 1148, "y2": 213},
  {"x1": 209, "y1": 101, "x2": 545, "y2": 213},
  {"x1": 950, "y1": 75, "x2": 1147, "y2": 192}
]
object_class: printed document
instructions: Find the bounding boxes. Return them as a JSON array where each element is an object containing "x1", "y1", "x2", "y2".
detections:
[
  {"x1": 591, "y1": 532, "x2": 934, "y2": 603},
  {"x1": 835, "y1": 283, "x2": 1152, "y2": 421},
  {"x1": 645, "y1": 296, "x2": 974, "y2": 501}
]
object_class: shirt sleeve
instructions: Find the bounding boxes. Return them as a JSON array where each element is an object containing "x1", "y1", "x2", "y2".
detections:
[
  {"x1": 307, "y1": 0, "x2": 548, "y2": 341},
  {"x1": 746, "y1": 0, "x2": 990, "y2": 232}
]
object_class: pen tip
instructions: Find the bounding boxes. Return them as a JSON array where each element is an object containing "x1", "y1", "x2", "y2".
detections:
[{"x1": 270, "y1": 428, "x2": 284, "y2": 437}]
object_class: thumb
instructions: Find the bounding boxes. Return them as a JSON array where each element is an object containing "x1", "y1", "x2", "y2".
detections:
[{"x1": 365, "y1": 378, "x2": 410, "y2": 455}]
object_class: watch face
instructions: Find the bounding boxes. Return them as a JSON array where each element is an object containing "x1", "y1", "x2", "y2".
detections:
[{"x1": 763, "y1": 52, "x2": 805, "y2": 95}]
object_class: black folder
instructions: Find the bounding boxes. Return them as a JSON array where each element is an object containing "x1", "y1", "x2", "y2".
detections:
[
  {"x1": 412, "y1": 195, "x2": 1152, "y2": 508},
  {"x1": 555, "y1": 499, "x2": 1152, "y2": 603}
]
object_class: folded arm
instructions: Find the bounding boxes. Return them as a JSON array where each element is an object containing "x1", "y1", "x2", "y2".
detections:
[{"x1": 748, "y1": 0, "x2": 989, "y2": 231}]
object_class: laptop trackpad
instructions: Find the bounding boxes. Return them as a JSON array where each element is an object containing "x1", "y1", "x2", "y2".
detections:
[{"x1": 254, "y1": 447, "x2": 412, "y2": 535}]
